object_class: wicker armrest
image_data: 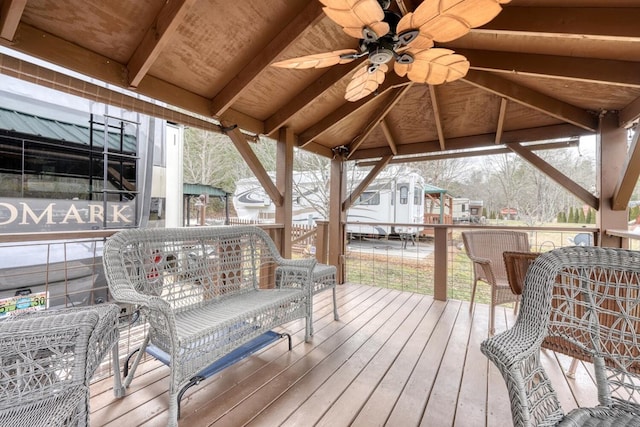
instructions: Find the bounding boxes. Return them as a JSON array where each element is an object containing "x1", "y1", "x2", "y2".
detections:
[{"x1": 275, "y1": 260, "x2": 317, "y2": 290}]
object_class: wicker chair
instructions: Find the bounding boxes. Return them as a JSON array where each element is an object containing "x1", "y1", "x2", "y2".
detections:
[
  {"x1": 482, "y1": 247, "x2": 640, "y2": 427},
  {"x1": 461, "y1": 230, "x2": 530, "y2": 334},
  {"x1": 0, "y1": 304, "x2": 122, "y2": 427}
]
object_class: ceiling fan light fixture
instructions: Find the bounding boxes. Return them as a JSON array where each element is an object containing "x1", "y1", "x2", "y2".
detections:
[{"x1": 369, "y1": 46, "x2": 394, "y2": 65}]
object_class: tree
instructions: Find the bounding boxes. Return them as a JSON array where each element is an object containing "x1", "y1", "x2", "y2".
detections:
[{"x1": 578, "y1": 207, "x2": 586, "y2": 223}]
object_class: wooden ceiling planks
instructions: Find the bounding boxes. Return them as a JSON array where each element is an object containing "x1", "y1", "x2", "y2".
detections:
[{"x1": 0, "y1": 0, "x2": 638, "y2": 162}]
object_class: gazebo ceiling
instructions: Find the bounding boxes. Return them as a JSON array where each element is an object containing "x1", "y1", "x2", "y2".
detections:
[{"x1": 0, "y1": 0, "x2": 638, "y2": 161}]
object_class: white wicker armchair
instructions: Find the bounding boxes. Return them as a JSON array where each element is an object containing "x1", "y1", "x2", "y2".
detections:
[
  {"x1": 481, "y1": 247, "x2": 640, "y2": 426},
  {"x1": 0, "y1": 304, "x2": 121, "y2": 427}
]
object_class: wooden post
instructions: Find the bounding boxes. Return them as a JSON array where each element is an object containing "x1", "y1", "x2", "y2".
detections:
[
  {"x1": 276, "y1": 127, "x2": 294, "y2": 257},
  {"x1": 597, "y1": 111, "x2": 628, "y2": 248},
  {"x1": 316, "y1": 220, "x2": 329, "y2": 264},
  {"x1": 433, "y1": 226, "x2": 448, "y2": 301},
  {"x1": 329, "y1": 155, "x2": 347, "y2": 283}
]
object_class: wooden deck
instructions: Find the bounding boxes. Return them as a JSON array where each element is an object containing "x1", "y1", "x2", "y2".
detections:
[{"x1": 90, "y1": 284, "x2": 598, "y2": 426}]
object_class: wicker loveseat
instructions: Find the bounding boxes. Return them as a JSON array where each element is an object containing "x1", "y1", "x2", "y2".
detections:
[
  {"x1": 482, "y1": 246, "x2": 640, "y2": 426},
  {"x1": 0, "y1": 303, "x2": 121, "y2": 427},
  {"x1": 103, "y1": 225, "x2": 314, "y2": 426}
]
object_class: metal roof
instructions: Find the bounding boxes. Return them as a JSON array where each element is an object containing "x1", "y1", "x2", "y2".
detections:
[
  {"x1": 424, "y1": 184, "x2": 448, "y2": 195},
  {"x1": 183, "y1": 183, "x2": 228, "y2": 197},
  {"x1": 0, "y1": 106, "x2": 137, "y2": 153}
]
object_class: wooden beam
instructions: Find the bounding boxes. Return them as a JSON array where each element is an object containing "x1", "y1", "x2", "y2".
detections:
[
  {"x1": 127, "y1": 0, "x2": 196, "y2": 87},
  {"x1": 349, "y1": 123, "x2": 592, "y2": 160},
  {"x1": 222, "y1": 124, "x2": 283, "y2": 207},
  {"x1": 298, "y1": 73, "x2": 409, "y2": 147},
  {"x1": 264, "y1": 59, "x2": 365, "y2": 136},
  {"x1": 0, "y1": 0, "x2": 26, "y2": 41},
  {"x1": 347, "y1": 83, "x2": 412, "y2": 159},
  {"x1": 4, "y1": 23, "x2": 265, "y2": 135},
  {"x1": 620, "y1": 95, "x2": 640, "y2": 128},
  {"x1": 612, "y1": 128, "x2": 640, "y2": 210},
  {"x1": 380, "y1": 119, "x2": 398, "y2": 155},
  {"x1": 508, "y1": 142, "x2": 599, "y2": 210},
  {"x1": 459, "y1": 49, "x2": 640, "y2": 89},
  {"x1": 0, "y1": 53, "x2": 224, "y2": 133},
  {"x1": 211, "y1": 0, "x2": 325, "y2": 117},
  {"x1": 495, "y1": 98, "x2": 508, "y2": 144},
  {"x1": 428, "y1": 85, "x2": 446, "y2": 150},
  {"x1": 356, "y1": 139, "x2": 580, "y2": 167},
  {"x1": 481, "y1": 7, "x2": 640, "y2": 39},
  {"x1": 343, "y1": 155, "x2": 393, "y2": 211},
  {"x1": 462, "y1": 70, "x2": 598, "y2": 132}
]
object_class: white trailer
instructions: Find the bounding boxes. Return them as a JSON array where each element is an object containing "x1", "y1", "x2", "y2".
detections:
[{"x1": 233, "y1": 169, "x2": 425, "y2": 237}]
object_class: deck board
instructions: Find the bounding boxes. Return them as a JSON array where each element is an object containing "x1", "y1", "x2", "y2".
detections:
[{"x1": 90, "y1": 283, "x2": 598, "y2": 427}]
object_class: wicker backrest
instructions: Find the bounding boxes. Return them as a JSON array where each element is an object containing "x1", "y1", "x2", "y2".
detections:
[
  {"x1": 462, "y1": 230, "x2": 530, "y2": 284},
  {"x1": 104, "y1": 226, "x2": 285, "y2": 313},
  {"x1": 522, "y1": 247, "x2": 640, "y2": 408},
  {"x1": 503, "y1": 251, "x2": 540, "y2": 295}
]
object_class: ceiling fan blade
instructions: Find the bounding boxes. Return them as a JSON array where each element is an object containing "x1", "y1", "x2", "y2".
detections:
[
  {"x1": 345, "y1": 63, "x2": 388, "y2": 102},
  {"x1": 400, "y1": 48, "x2": 469, "y2": 85},
  {"x1": 397, "y1": 0, "x2": 511, "y2": 45},
  {"x1": 271, "y1": 49, "x2": 359, "y2": 69},
  {"x1": 320, "y1": 0, "x2": 390, "y2": 40}
]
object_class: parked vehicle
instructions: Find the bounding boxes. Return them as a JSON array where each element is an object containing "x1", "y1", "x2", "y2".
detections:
[
  {"x1": 0, "y1": 81, "x2": 170, "y2": 316},
  {"x1": 233, "y1": 168, "x2": 425, "y2": 238}
]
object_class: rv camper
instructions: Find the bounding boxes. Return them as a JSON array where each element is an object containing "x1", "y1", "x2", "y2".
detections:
[
  {"x1": 233, "y1": 169, "x2": 425, "y2": 238},
  {"x1": 0, "y1": 77, "x2": 170, "y2": 315}
]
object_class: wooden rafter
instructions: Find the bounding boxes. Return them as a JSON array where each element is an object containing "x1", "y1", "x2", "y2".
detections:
[
  {"x1": 347, "y1": 83, "x2": 412, "y2": 159},
  {"x1": 349, "y1": 123, "x2": 592, "y2": 160},
  {"x1": 495, "y1": 98, "x2": 508, "y2": 144},
  {"x1": 127, "y1": 0, "x2": 196, "y2": 88},
  {"x1": 7, "y1": 23, "x2": 265, "y2": 135},
  {"x1": 620, "y1": 96, "x2": 640, "y2": 128},
  {"x1": 211, "y1": 0, "x2": 325, "y2": 117},
  {"x1": 481, "y1": 7, "x2": 640, "y2": 39},
  {"x1": 356, "y1": 140, "x2": 579, "y2": 167},
  {"x1": 298, "y1": 73, "x2": 408, "y2": 147},
  {"x1": 508, "y1": 142, "x2": 599, "y2": 210},
  {"x1": 0, "y1": 0, "x2": 26, "y2": 41},
  {"x1": 380, "y1": 119, "x2": 398, "y2": 155},
  {"x1": 612, "y1": 129, "x2": 640, "y2": 210},
  {"x1": 264, "y1": 59, "x2": 365, "y2": 136},
  {"x1": 343, "y1": 155, "x2": 393, "y2": 211},
  {"x1": 462, "y1": 70, "x2": 598, "y2": 132},
  {"x1": 460, "y1": 49, "x2": 640, "y2": 89},
  {"x1": 428, "y1": 85, "x2": 445, "y2": 151},
  {"x1": 223, "y1": 124, "x2": 283, "y2": 207}
]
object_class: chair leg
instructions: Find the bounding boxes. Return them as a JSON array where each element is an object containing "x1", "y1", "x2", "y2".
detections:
[
  {"x1": 566, "y1": 358, "x2": 579, "y2": 379},
  {"x1": 469, "y1": 279, "x2": 478, "y2": 313},
  {"x1": 489, "y1": 304, "x2": 495, "y2": 336}
]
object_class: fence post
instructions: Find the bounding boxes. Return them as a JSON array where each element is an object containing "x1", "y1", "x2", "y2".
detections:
[{"x1": 316, "y1": 220, "x2": 329, "y2": 264}]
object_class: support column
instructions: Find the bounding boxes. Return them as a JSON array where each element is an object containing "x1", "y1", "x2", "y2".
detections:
[
  {"x1": 433, "y1": 226, "x2": 448, "y2": 301},
  {"x1": 276, "y1": 127, "x2": 294, "y2": 258},
  {"x1": 329, "y1": 155, "x2": 347, "y2": 283},
  {"x1": 597, "y1": 111, "x2": 628, "y2": 248}
]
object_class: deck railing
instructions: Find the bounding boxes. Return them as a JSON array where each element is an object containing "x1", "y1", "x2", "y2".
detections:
[{"x1": 0, "y1": 222, "x2": 606, "y2": 383}]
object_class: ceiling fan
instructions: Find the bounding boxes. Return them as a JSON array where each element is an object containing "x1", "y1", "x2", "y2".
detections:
[{"x1": 271, "y1": 0, "x2": 510, "y2": 101}]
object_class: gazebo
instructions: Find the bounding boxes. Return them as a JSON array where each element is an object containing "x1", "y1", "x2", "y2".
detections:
[{"x1": 0, "y1": 0, "x2": 638, "y2": 283}]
